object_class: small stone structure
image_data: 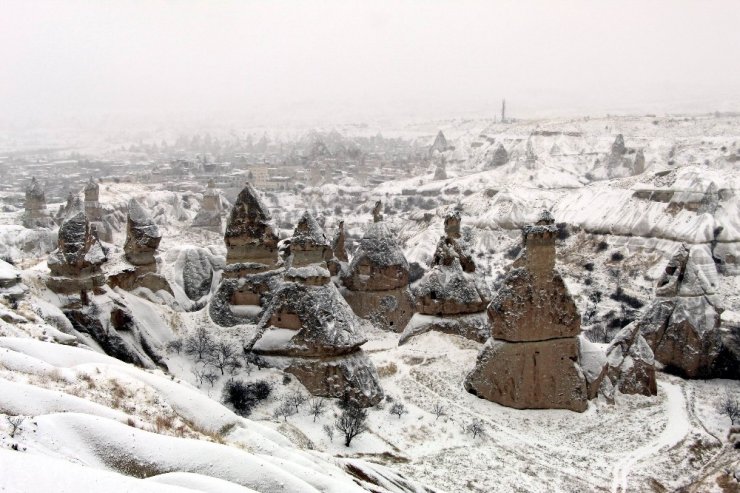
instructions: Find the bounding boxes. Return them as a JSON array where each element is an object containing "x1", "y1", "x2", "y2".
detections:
[
  {"x1": 341, "y1": 219, "x2": 414, "y2": 332},
  {"x1": 465, "y1": 211, "x2": 589, "y2": 412},
  {"x1": 22, "y1": 177, "x2": 54, "y2": 229}
]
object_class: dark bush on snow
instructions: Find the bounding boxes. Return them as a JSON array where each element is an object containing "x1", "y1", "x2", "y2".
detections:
[
  {"x1": 610, "y1": 287, "x2": 644, "y2": 309},
  {"x1": 556, "y1": 223, "x2": 570, "y2": 241},
  {"x1": 610, "y1": 251, "x2": 625, "y2": 262},
  {"x1": 222, "y1": 379, "x2": 272, "y2": 416},
  {"x1": 595, "y1": 241, "x2": 609, "y2": 252},
  {"x1": 504, "y1": 244, "x2": 522, "y2": 260}
]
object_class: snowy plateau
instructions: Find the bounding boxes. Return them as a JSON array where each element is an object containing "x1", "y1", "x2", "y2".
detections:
[{"x1": 0, "y1": 114, "x2": 739, "y2": 493}]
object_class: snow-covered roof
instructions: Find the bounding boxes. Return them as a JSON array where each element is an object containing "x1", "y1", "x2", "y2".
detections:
[
  {"x1": 253, "y1": 281, "x2": 367, "y2": 356},
  {"x1": 349, "y1": 222, "x2": 409, "y2": 271}
]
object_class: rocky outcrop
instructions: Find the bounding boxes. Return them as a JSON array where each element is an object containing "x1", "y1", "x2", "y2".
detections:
[
  {"x1": 637, "y1": 244, "x2": 737, "y2": 378},
  {"x1": 372, "y1": 201, "x2": 383, "y2": 223},
  {"x1": 209, "y1": 269, "x2": 284, "y2": 327},
  {"x1": 224, "y1": 183, "x2": 279, "y2": 267},
  {"x1": 465, "y1": 212, "x2": 589, "y2": 412},
  {"x1": 84, "y1": 178, "x2": 103, "y2": 222},
  {"x1": 429, "y1": 130, "x2": 451, "y2": 155},
  {"x1": 0, "y1": 259, "x2": 26, "y2": 302},
  {"x1": 47, "y1": 199, "x2": 108, "y2": 295},
  {"x1": 603, "y1": 322, "x2": 657, "y2": 396},
  {"x1": 124, "y1": 198, "x2": 162, "y2": 266},
  {"x1": 525, "y1": 138, "x2": 537, "y2": 167},
  {"x1": 247, "y1": 268, "x2": 383, "y2": 407},
  {"x1": 606, "y1": 134, "x2": 646, "y2": 177},
  {"x1": 22, "y1": 177, "x2": 54, "y2": 229},
  {"x1": 341, "y1": 221, "x2": 414, "y2": 332},
  {"x1": 490, "y1": 144, "x2": 509, "y2": 167},
  {"x1": 401, "y1": 212, "x2": 490, "y2": 344},
  {"x1": 328, "y1": 220, "x2": 348, "y2": 276},
  {"x1": 288, "y1": 211, "x2": 331, "y2": 268},
  {"x1": 192, "y1": 179, "x2": 223, "y2": 233}
]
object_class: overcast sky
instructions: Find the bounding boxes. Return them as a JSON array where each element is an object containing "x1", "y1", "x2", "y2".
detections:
[{"x1": 2, "y1": 0, "x2": 740, "y2": 126}]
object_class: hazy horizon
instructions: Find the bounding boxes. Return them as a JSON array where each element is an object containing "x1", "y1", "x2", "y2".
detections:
[{"x1": 3, "y1": 0, "x2": 740, "y2": 128}]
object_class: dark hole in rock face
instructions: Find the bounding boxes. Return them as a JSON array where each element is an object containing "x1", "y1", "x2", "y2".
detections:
[{"x1": 665, "y1": 265, "x2": 677, "y2": 276}]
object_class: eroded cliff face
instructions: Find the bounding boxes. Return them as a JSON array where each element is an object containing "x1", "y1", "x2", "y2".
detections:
[{"x1": 638, "y1": 244, "x2": 738, "y2": 379}]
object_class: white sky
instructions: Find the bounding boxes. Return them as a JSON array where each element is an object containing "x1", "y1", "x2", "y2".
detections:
[{"x1": 2, "y1": 0, "x2": 740, "y2": 126}]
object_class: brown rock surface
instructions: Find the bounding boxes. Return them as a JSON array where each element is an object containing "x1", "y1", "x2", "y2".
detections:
[
  {"x1": 464, "y1": 338, "x2": 588, "y2": 412},
  {"x1": 224, "y1": 183, "x2": 279, "y2": 266},
  {"x1": 465, "y1": 213, "x2": 589, "y2": 412},
  {"x1": 604, "y1": 322, "x2": 657, "y2": 396},
  {"x1": 124, "y1": 198, "x2": 162, "y2": 266},
  {"x1": 289, "y1": 211, "x2": 331, "y2": 267}
]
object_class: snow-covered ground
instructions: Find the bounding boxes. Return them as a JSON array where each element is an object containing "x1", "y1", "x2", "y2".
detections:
[{"x1": 1, "y1": 114, "x2": 739, "y2": 492}]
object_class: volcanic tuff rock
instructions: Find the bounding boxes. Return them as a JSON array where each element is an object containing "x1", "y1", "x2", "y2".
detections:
[
  {"x1": 192, "y1": 179, "x2": 223, "y2": 232},
  {"x1": 224, "y1": 183, "x2": 279, "y2": 266},
  {"x1": 22, "y1": 177, "x2": 54, "y2": 229},
  {"x1": 247, "y1": 273, "x2": 383, "y2": 406},
  {"x1": 47, "y1": 199, "x2": 108, "y2": 294},
  {"x1": 638, "y1": 244, "x2": 738, "y2": 379},
  {"x1": 289, "y1": 210, "x2": 332, "y2": 268},
  {"x1": 465, "y1": 212, "x2": 589, "y2": 412},
  {"x1": 341, "y1": 221, "x2": 414, "y2": 331},
  {"x1": 490, "y1": 143, "x2": 509, "y2": 167},
  {"x1": 124, "y1": 198, "x2": 162, "y2": 266},
  {"x1": 605, "y1": 134, "x2": 646, "y2": 177},
  {"x1": 429, "y1": 130, "x2": 450, "y2": 155},
  {"x1": 84, "y1": 178, "x2": 103, "y2": 222},
  {"x1": 466, "y1": 338, "x2": 588, "y2": 411},
  {"x1": 401, "y1": 212, "x2": 491, "y2": 344},
  {"x1": 603, "y1": 322, "x2": 657, "y2": 396}
]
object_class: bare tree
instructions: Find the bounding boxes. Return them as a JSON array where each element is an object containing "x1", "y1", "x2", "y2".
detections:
[
  {"x1": 184, "y1": 327, "x2": 214, "y2": 361},
  {"x1": 465, "y1": 419, "x2": 485, "y2": 439},
  {"x1": 308, "y1": 397, "x2": 326, "y2": 422},
  {"x1": 322, "y1": 423, "x2": 334, "y2": 442},
  {"x1": 166, "y1": 339, "x2": 183, "y2": 355},
  {"x1": 717, "y1": 392, "x2": 740, "y2": 425},
  {"x1": 432, "y1": 403, "x2": 446, "y2": 421},
  {"x1": 6, "y1": 416, "x2": 25, "y2": 438},
  {"x1": 390, "y1": 402, "x2": 408, "y2": 419},
  {"x1": 207, "y1": 339, "x2": 240, "y2": 375},
  {"x1": 203, "y1": 372, "x2": 219, "y2": 387},
  {"x1": 274, "y1": 401, "x2": 296, "y2": 422},
  {"x1": 191, "y1": 366, "x2": 207, "y2": 386},
  {"x1": 286, "y1": 390, "x2": 308, "y2": 413},
  {"x1": 335, "y1": 403, "x2": 368, "y2": 447}
]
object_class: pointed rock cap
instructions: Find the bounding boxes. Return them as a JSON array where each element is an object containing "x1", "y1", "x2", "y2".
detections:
[
  {"x1": 332, "y1": 220, "x2": 348, "y2": 262},
  {"x1": 372, "y1": 200, "x2": 383, "y2": 223},
  {"x1": 227, "y1": 182, "x2": 273, "y2": 230},
  {"x1": 292, "y1": 211, "x2": 329, "y2": 247},
  {"x1": 251, "y1": 282, "x2": 368, "y2": 357},
  {"x1": 84, "y1": 177, "x2": 99, "y2": 192},
  {"x1": 491, "y1": 144, "x2": 509, "y2": 166},
  {"x1": 536, "y1": 209, "x2": 555, "y2": 226},
  {"x1": 25, "y1": 177, "x2": 45, "y2": 198},
  {"x1": 611, "y1": 134, "x2": 626, "y2": 156}
]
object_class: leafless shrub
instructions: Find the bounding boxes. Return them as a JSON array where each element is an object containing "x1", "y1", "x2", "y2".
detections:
[
  {"x1": 6, "y1": 416, "x2": 25, "y2": 438},
  {"x1": 308, "y1": 397, "x2": 326, "y2": 422},
  {"x1": 464, "y1": 419, "x2": 485, "y2": 439},
  {"x1": 274, "y1": 401, "x2": 296, "y2": 422},
  {"x1": 432, "y1": 403, "x2": 446, "y2": 421},
  {"x1": 717, "y1": 392, "x2": 740, "y2": 425},
  {"x1": 322, "y1": 423, "x2": 334, "y2": 442},
  {"x1": 184, "y1": 327, "x2": 214, "y2": 361},
  {"x1": 390, "y1": 402, "x2": 408, "y2": 419},
  {"x1": 286, "y1": 390, "x2": 307, "y2": 413}
]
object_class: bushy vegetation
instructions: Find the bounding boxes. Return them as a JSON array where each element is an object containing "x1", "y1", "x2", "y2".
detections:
[{"x1": 222, "y1": 379, "x2": 272, "y2": 416}]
